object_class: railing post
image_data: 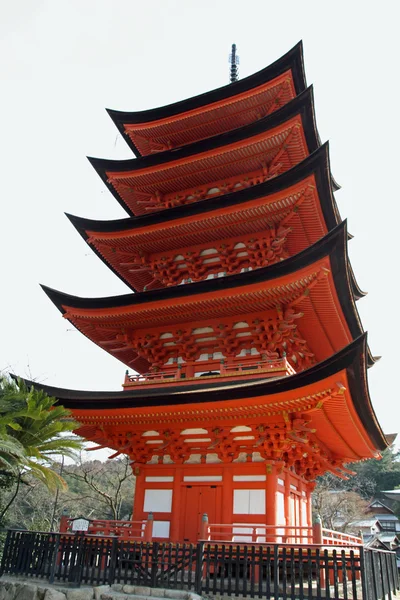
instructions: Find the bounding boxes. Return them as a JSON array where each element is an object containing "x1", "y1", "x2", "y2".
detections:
[
  {"x1": 200, "y1": 513, "x2": 209, "y2": 540},
  {"x1": 313, "y1": 515, "x2": 323, "y2": 544},
  {"x1": 144, "y1": 512, "x2": 154, "y2": 542}
]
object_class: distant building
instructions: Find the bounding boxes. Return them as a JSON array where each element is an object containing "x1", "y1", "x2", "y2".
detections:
[{"x1": 350, "y1": 497, "x2": 400, "y2": 564}]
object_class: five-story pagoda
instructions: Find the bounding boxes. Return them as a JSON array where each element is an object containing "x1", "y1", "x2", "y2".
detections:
[{"x1": 27, "y1": 42, "x2": 389, "y2": 543}]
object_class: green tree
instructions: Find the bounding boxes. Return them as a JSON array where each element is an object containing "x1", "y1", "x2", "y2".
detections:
[
  {"x1": 0, "y1": 376, "x2": 83, "y2": 523},
  {"x1": 336, "y1": 447, "x2": 400, "y2": 500},
  {"x1": 3, "y1": 457, "x2": 136, "y2": 530}
]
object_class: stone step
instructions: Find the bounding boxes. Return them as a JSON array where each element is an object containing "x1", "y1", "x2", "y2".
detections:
[{"x1": 101, "y1": 587, "x2": 200, "y2": 600}]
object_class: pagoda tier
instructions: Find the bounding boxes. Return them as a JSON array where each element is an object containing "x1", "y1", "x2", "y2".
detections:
[
  {"x1": 42, "y1": 222, "x2": 374, "y2": 379},
  {"x1": 70, "y1": 144, "x2": 347, "y2": 292},
  {"x1": 18, "y1": 338, "x2": 385, "y2": 542},
  {"x1": 108, "y1": 42, "x2": 306, "y2": 157},
  {"x1": 16, "y1": 336, "x2": 387, "y2": 473},
  {"x1": 90, "y1": 87, "x2": 323, "y2": 217}
]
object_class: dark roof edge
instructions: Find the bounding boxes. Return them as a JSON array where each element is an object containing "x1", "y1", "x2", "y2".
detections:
[
  {"x1": 346, "y1": 334, "x2": 388, "y2": 451},
  {"x1": 106, "y1": 42, "x2": 306, "y2": 156},
  {"x1": 348, "y1": 260, "x2": 367, "y2": 301},
  {"x1": 42, "y1": 218, "x2": 374, "y2": 364},
  {"x1": 69, "y1": 143, "x2": 335, "y2": 235},
  {"x1": 90, "y1": 86, "x2": 317, "y2": 173},
  {"x1": 89, "y1": 87, "x2": 319, "y2": 216}
]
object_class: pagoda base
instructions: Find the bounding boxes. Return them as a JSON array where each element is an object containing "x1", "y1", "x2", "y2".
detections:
[{"x1": 132, "y1": 461, "x2": 312, "y2": 543}]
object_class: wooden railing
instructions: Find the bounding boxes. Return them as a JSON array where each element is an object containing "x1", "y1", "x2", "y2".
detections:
[
  {"x1": 203, "y1": 521, "x2": 362, "y2": 547},
  {"x1": 60, "y1": 516, "x2": 153, "y2": 541},
  {"x1": 1, "y1": 530, "x2": 399, "y2": 600},
  {"x1": 322, "y1": 526, "x2": 363, "y2": 546},
  {"x1": 124, "y1": 356, "x2": 295, "y2": 387},
  {"x1": 203, "y1": 523, "x2": 314, "y2": 544}
]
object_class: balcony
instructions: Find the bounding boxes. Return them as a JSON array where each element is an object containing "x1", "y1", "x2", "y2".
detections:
[{"x1": 123, "y1": 356, "x2": 296, "y2": 390}]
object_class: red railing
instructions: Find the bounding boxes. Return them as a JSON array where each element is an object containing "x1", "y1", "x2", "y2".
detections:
[
  {"x1": 124, "y1": 356, "x2": 295, "y2": 387},
  {"x1": 203, "y1": 521, "x2": 362, "y2": 547},
  {"x1": 202, "y1": 523, "x2": 314, "y2": 544},
  {"x1": 322, "y1": 526, "x2": 362, "y2": 546},
  {"x1": 60, "y1": 516, "x2": 154, "y2": 541}
]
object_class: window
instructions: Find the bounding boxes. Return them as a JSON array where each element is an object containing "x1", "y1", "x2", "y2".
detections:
[
  {"x1": 143, "y1": 489, "x2": 173, "y2": 513},
  {"x1": 233, "y1": 489, "x2": 265, "y2": 514}
]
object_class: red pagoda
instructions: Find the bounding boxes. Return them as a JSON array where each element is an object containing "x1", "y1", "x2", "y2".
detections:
[{"x1": 29, "y1": 42, "x2": 389, "y2": 543}]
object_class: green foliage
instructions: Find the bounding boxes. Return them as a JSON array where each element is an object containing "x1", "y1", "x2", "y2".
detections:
[
  {"x1": 0, "y1": 376, "x2": 83, "y2": 522},
  {"x1": 348, "y1": 447, "x2": 400, "y2": 497},
  {"x1": 2, "y1": 456, "x2": 135, "y2": 530}
]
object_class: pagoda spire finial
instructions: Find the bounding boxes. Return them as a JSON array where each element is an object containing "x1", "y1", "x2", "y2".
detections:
[{"x1": 229, "y1": 43, "x2": 239, "y2": 83}]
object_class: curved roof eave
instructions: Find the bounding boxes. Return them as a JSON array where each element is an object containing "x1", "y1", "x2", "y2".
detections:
[
  {"x1": 89, "y1": 86, "x2": 320, "y2": 216},
  {"x1": 12, "y1": 334, "x2": 388, "y2": 451},
  {"x1": 42, "y1": 220, "x2": 349, "y2": 312},
  {"x1": 106, "y1": 41, "x2": 307, "y2": 157},
  {"x1": 70, "y1": 143, "x2": 335, "y2": 237},
  {"x1": 68, "y1": 144, "x2": 344, "y2": 295},
  {"x1": 348, "y1": 260, "x2": 367, "y2": 300},
  {"x1": 42, "y1": 221, "x2": 368, "y2": 356}
]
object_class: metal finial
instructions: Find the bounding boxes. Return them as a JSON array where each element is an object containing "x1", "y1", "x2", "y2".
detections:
[{"x1": 229, "y1": 43, "x2": 240, "y2": 83}]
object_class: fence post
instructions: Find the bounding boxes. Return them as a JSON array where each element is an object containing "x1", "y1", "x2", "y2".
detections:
[
  {"x1": 49, "y1": 533, "x2": 61, "y2": 584},
  {"x1": 194, "y1": 542, "x2": 204, "y2": 595},
  {"x1": 144, "y1": 512, "x2": 154, "y2": 542},
  {"x1": 67, "y1": 533, "x2": 84, "y2": 587},
  {"x1": 392, "y1": 552, "x2": 400, "y2": 590},
  {"x1": 200, "y1": 513, "x2": 208, "y2": 540},
  {"x1": 313, "y1": 515, "x2": 323, "y2": 544},
  {"x1": 150, "y1": 542, "x2": 159, "y2": 588},
  {"x1": 107, "y1": 536, "x2": 118, "y2": 586},
  {"x1": 360, "y1": 547, "x2": 369, "y2": 600}
]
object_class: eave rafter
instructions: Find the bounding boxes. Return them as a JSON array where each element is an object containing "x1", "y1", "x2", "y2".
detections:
[
  {"x1": 91, "y1": 87, "x2": 319, "y2": 216},
  {"x1": 70, "y1": 382, "x2": 379, "y2": 479},
  {"x1": 123, "y1": 75, "x2": 296, "y2": 156},
  {"x1": 43, "y1": 222, "x2": 363, "y2": 375},
  {"x1": 61, "y1": 269, "x2": 324, "y2": 374},
  {"x1": 105, "y1": 120, "x2": 307, "y2": 216},
  {"x1": 92, "y1": 222, "x2": 294, "y2": 291},
  {"x1": 69, "y1": 144, "x2": 340, "y2": 293},
  {"x1": 14, "y1": 334, "x2": 388, "y2": 460}
]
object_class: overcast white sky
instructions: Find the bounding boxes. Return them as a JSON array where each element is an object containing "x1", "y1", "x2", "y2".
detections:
[{"x1": 1, "y1": 0, "x2": 399, "y2": 444}]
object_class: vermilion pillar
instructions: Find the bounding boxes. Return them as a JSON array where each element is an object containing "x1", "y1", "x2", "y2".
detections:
[
  {"x1": 170, "y1": 467, "x2": 182, "y2": 541},
  {"x1": 132, "y1": 466, "x2": 145, "y2": 521},
  {"x1": 265, "y1": 462, "x2": 278, "y2": 541}
]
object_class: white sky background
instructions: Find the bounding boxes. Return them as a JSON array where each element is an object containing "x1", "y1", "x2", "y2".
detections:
[{"x1": 1, "y1": 0, "x2": 399, "y2": 447}]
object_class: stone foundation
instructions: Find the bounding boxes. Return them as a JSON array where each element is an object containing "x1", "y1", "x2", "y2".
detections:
[{"x1": 0, "y1": 578, "x2": 201, "y2": 600}]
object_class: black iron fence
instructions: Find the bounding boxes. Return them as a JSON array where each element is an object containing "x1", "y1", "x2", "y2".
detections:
[{"x1": 0, "y1": 530, "x2": 398, "y2": 600}]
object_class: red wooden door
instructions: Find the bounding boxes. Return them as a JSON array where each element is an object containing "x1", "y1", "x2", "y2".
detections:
[{"x1": 182, "y1": 485, "x2": 220, "y2": 542}]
